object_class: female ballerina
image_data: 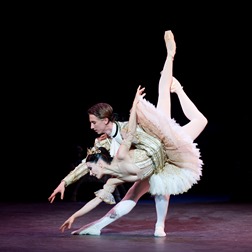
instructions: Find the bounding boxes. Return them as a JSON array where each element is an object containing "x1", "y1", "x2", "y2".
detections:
[{"x1": 59, "y1": 30, "x2": 208, "y2": 236}]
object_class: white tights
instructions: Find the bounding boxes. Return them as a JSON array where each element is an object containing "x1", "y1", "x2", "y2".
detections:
[
  {"x1": 154, "y1": 195, "x2": 170, "y2": 236},
  {"x1": 90, "y1": 200, "x2": 136, "y2": 231},
  {"x1": 74, "y1": 195, "x2": 169, "y2": 237}
]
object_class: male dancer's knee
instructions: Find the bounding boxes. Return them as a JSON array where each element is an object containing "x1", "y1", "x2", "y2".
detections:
[{"x1": 108, "y1": 200, "x2": 136, "y2": 219}]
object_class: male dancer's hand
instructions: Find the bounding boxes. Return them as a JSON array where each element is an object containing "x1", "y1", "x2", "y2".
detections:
[
  {"x1": 48, "y1": 181, "x2": 66, "y2": 203},
  {"x1": 97, "y1": 133, "x2": 108, "y2": 141}
]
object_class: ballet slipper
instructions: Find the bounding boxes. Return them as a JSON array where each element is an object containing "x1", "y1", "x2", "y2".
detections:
[
  {"x1": 154, "y1": 226, "x2": 166, "y2": 237},
  {"x1": 164, "y1": 30, "x2": 176, "y2": 59},
  {"x1": 71, "y1": 224, "x2": 101, "y2": 236}
]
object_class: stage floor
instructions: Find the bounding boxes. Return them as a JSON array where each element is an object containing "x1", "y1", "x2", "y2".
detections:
[{"x1": 1, "y1": 196, "x2": 251, "y2": 252}]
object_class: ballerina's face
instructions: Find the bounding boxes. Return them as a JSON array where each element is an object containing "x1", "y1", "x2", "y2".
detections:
[{"x1": 86, "y1": 161, "x2": 103, "y2": 179}]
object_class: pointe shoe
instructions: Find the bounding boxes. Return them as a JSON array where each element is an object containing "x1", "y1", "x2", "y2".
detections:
[
  {"x1": 164, "y1": 30, "x2": 176, "y2": 59},
  {"x1": 171, "y1": 77, "x2": 183, "y2": 93},
  {"x1": 154, "y1": 226, "x2": 166, "y2": 237},
  {"x1": 71, "y1": 225, "x2": 101, "y2": 236}
]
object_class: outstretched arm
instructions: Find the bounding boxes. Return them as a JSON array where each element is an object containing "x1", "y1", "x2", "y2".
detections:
[
  {"x1": 59, "y1": 177, "x2": 124, "y2": 232},
  {"x1": 60, "y1": 196, "x2": 103, "y2": 232},
  {"x1": 48, "y1": 161, "x2": 89, "y2": 203},
  {"x1": 48, "y1": 137, "x2": 112, "y2": 203},
  {"x1": 116, "y1": 85, "x2": 146, "y2": 159}
]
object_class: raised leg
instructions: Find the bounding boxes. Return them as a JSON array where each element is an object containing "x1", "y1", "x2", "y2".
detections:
[
  {"x1": 171, "y1": 77, "x2": 208, "y2": 140},
  {"x1": 157, "y1": 30, "x2": 176, "y2": 116}
]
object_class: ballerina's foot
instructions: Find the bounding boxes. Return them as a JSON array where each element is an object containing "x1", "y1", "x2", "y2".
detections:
[
  {"x1": 164, "y1": 30, "x2": 176, "y2": 59},
  {"x1": 171, "y1": 77, "x2": 183, "y2": 93},
  {"x1": 154, "y1": 226, "x2": 167, "y2": 237},
  {"x1": 71, "y1": 225, "x2": 101, "y2": 236}
]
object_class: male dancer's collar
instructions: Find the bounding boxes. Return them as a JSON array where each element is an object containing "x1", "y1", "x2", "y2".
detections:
[{"x1": 112, "y1": 122, "x2": 119, "y2": 138}]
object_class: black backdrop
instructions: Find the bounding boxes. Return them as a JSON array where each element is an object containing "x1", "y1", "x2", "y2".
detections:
[{"x1": 2, "y1": 3, "x2": 251, "y2": 202}]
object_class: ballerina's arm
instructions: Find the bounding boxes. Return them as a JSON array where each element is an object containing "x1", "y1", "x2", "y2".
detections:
[
  {"x1": 59, "y1": 177, "x2": 124, "y2": 232},
  {"x1": 116, "y1": 85, "x2": 146, "y2": 160}
]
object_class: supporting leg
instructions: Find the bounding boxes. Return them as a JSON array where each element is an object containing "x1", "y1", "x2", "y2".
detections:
[{"x1": 154, "y1": 194, "x2": 170, "y2": 237}]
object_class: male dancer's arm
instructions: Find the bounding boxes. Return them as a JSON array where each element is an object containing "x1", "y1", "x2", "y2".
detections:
[{"x1": 48, "y1": 137, "x2": 112, "y2": 203}]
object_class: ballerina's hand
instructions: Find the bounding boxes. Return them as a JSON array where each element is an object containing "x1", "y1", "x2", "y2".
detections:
[
  {"x1": 134, "y1": 85, "x2": 146, "y2": 104},
  {"x1": 59, "y1": 216, "x2": 75, "y2": 232}
]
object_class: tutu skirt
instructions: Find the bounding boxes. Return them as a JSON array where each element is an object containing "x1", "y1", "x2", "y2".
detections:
[{"x1": 136, "y1": 98, "x2": 203, "y2": 195}]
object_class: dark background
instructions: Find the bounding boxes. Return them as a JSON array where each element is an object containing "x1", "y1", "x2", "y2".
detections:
[{"x1": 2, "y1": 3, "x2": 251, "y2": 202}]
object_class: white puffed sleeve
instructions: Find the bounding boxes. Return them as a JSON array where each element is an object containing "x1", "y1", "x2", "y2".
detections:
[{"x1": 94, "y1": 183, "x2": 117, "y2": 204}]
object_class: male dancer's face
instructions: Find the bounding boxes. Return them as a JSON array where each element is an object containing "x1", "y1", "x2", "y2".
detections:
[{"x1": 89, "y1": 114, "x2": 109, "y2": 135}]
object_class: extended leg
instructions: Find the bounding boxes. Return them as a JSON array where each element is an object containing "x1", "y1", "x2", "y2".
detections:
[
  {"x1": 72, "y1": 200, "x2": 136, "y2": 235},
  {"x1": 157, "y1": 30, "x2": 176, "y2": 116},
  {"x1": 72, "y1": 179, "x2": 150, "y2": 235}
]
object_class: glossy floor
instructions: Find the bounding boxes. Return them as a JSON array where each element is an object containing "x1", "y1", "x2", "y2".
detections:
[{"x1": 1, "y1": 196, "x2": 251, "y2": 252}]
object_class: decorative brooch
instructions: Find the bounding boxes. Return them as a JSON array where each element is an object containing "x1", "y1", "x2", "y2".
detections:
[{"x1": 87, "y1": 147, "x2": 101, "y2": 155}]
